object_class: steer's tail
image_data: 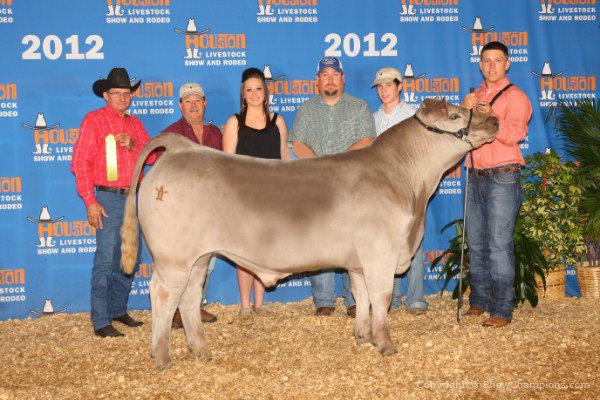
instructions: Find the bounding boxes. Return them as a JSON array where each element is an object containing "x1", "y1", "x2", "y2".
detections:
[{"x1": 120, "y1": 133, "x2": 191, "y2": 274}]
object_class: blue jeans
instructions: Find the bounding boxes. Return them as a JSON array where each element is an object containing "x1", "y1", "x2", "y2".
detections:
[
  {"x1": 91, "y1": 190, "x2": 140, "y2": 330},
  {"x1": 391, "y1": 242, "x2": 429, "y2": 310},
  {"x1": 310, "y1": 269, "x2": 355, "y2": 309},
  {"x1": 466, "y1": 167, "x2": 521, "y2": 321}
]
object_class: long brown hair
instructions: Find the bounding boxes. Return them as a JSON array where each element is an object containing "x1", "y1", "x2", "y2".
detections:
[{"x1": 238, "y1": 67, "x2": 271, "y2": 129}]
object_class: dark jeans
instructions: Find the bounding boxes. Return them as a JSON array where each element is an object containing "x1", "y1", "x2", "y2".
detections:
[
  {"x1": 91, "y1": 190, "x2": 140, "y2": 330},
  {"x1": 466, "y1": 168, "x2": 521, "y2": 320}
]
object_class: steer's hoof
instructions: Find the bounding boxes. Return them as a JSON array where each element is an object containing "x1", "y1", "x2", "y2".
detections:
[
  {"x1": 189, "y1": 346, "x2": 212, "y2": 361},
  {"x1": 155, "y1": 357, "x2": 173, "y2": 371},
  {"x1": 379, "y1": 345, "x2": 397, "y2": 357}
]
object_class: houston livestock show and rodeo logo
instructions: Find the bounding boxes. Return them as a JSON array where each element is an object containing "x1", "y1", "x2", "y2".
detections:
[
  {"x1": 255, "y1": 0, "x2": 319, "y2": 24},
  {"x1": 104, "y1": 0, "x2": 171, "y2": 24},
  {"x1": 27, "y1": 206, "x2": 96, "y2": 256},
  {"x1": 0, "y1": 267, "x2": 26, "y2": 306},
  {"x1": 176, "y1": 18, "x2": 247, "y2": 67},
  {"x1": 462, "y1": 16, "x2": 529, "y2": 63},
  {"x1": 537, "y1": 0, "x2": 597, "y2": 21},
  {"x1": 0, "y1": 82, "x2": 18, "y2": 118},
  {"x1": 531, "y1": 61, "x2": 597, "y2": 108},
  {"x1": 21, "y1": 112, "x2": 79, "y2": 163},
  {"x1": 0, "y1": 0, "x2": 13, "y2": 24},
  {"x1": 400, "y1": 63, "x2": 461, "y2": 105},
  {"x1": 398, "y1": 0, "x2": 459, "y2": 23},
  {"x1": 0, "y1": 176, "x2": 23, "y2": 211},
  {"x1": 128, "y1": 81, "x2": 176, "y2": 117},
  {"x1": 262, "y1": 65, "x2": 318, "y2": 114}
]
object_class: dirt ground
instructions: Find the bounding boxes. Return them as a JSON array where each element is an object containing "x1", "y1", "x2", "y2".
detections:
[{"x1": 1, "y1": 296, "x2": 598, "y2": 400}]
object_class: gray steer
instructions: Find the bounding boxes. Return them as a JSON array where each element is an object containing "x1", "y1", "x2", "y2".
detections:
[{"x1": 121, "y1": 98, "x2": 499, "y2": 370}]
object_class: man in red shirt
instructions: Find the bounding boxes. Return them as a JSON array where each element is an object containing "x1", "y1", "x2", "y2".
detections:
[
  {"x1": 72, "y1": 67, "x2": 153, "y2": 338},
  {"x1": 461, "y1": 42, "x2": 532, "y2": 328},
  {"x1": 161, "y1": 82, "x2": 222, "y2": 327}
]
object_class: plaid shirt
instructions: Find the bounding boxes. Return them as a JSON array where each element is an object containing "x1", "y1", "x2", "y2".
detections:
[
  {"x1": 291, "y1": 93, "x2": 376, "y2": 156},
  {"x1": 71, "y1": 106, "x2": 152, "y2": 207}
]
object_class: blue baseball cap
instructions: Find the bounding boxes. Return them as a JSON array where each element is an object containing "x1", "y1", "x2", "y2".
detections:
[{"x1": 317, "y1": 56, "x2": 343, "y2": 74}]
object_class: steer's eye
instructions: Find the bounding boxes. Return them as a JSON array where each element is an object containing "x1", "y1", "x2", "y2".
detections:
[{"x1": 449, "y1": 114, "x2": 460, "y2": 120}]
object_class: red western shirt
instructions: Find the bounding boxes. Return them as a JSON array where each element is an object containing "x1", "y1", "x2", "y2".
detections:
[
  {"x1": 71, "y1": 106, "x2": 153, "y2": 207},
  {"x1": 467, "y1": 77, "x2": 532, "y2": 169},
  {"x1": 161, "y1": 117, "x2": 223, "y2": 150}
]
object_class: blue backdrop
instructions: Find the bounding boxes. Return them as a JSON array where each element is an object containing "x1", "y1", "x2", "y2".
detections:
[{"x1": 1, "y1": 0, "x2": 598, "y2": 319}]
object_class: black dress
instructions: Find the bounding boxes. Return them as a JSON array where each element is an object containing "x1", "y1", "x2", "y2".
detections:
[{"x1": 235, "y1": 113, "x2": 281, "y2": 160}]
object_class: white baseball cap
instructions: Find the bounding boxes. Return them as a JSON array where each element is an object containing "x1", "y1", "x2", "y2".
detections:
[{"x1": 179, "y1": 82, "x2": 205, "y2": 99}]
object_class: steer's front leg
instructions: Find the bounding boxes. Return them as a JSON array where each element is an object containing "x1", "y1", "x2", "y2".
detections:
[
  {"x1": 363, "y1": 266, "x2": 397, "y2": 356},
  {"x1": 348, "y1": 271, "x2": 372, "y2": 345}
]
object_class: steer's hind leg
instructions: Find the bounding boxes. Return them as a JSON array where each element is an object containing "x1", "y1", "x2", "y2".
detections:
[
  {"x1": 180, "y1": 254, "x2": 212, "y2": 360},
  {"x1": 364, "y1": 264, "x2": 397, "y2": 356},
  {"x1": 150, "y1": 264, "x2": 189, "y2": 370},
  {"x1": 348, "y1": 271, "x2": 372, "y2": 346}
]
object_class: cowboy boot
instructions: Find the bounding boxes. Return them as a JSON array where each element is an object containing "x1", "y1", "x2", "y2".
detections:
[
  {"x1": 400, "y1": 5, "x2": 408, "y2": 15},
  {"x1": 37, "y1": 237, "x2": 46, "y2": 248},
  {"x1": 106, "y1": 5, "x2": 115, "y2": 16},
  {"x1": 470, "y1": 45, "x2": 480, "y2": 56},
  {"x1": 547, "y1": 90, "x2": 554, "y2": 100},
  {"x1": 115, "y1": 5, "x2": 124, "y2": 16},
  {"x1": 46, "y1": 237, "x2": 55, "y2": 247},
  {"x1": 193, "y1": 48, "x2": 200, "y2": 59},
  {"x1": 42, "y1": 143, "x2": 51, "y2": 154},
  {"x1": 33, "y1": 144, "x2": 42, "y2": 154},
  {"x1": 408, "y1": 4, "x2": 416, "y2": 15},
  {"x1": 539, "y1": 3, "x2": 547, "y2": 13},
  {"x1": 408, "y1": 92, "x2": 417, "y2": 102},
  {"x1": 265, "y1": 5, "x2": 274, "y2": 15},
  {"x1": 185, "y1": 48, "x2": 193, "y2": 59},
  {"x1": 257, "y1": 5, "x2": 265, "y2": 15}
]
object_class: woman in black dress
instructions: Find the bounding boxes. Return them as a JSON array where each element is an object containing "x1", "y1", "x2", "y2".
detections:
[{"x1": 223, "y1": 67, "x2": 291, "y2": 317}]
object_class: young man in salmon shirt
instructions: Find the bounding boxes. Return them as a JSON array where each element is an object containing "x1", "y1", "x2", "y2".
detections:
[{"x1": 461, "y1": 41, "x2": 532, "y2": 328}]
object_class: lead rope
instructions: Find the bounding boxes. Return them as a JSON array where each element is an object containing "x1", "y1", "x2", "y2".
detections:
[{"x1": 457, "y1": 156, "x2": 470, "y2": 324}]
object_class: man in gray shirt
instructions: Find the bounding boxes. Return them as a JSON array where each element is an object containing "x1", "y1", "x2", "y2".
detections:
[{"x1": 291, "y1": 56, "x2": 376, "y2": 317}]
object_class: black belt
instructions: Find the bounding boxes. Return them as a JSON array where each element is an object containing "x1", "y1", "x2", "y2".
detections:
[
  {"x1": 96, "y1": 185, "x2": 129, "y2": 195},
  {"x1": 470, "y1": 164, "x2": 521, "y2": 178}
]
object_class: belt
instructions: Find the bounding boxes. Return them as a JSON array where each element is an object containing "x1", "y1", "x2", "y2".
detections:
[
  {"x1": 96, "y1": 185, "x2": 130, "y2": 195},
  {"x1": 470, "y1": 164, "x2": 521, "y2": 178}
]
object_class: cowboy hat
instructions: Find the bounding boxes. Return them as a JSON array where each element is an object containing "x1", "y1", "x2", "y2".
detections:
[{"x1": 92, "y1": 67, "x2": 141, "y2": 98}]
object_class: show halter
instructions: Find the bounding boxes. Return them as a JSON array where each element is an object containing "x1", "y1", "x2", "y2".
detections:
[{"x1": 412, "y1": 108, "x2": 475, "y2": 147}]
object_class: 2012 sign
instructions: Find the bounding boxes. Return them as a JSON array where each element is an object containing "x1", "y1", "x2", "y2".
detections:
[
  {"x1": 22, "y1": 35, "x2": 104, "y2": 60},
  {"x1": 324, "y1": 33, "x2": 398, "y2": 57}
]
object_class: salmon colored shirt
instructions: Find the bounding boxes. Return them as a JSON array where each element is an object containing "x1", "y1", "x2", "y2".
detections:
[
  {"x1": 71, "y1": 106, "x2": 154, "y2": 207},
  {"x1": 467, "y1": 77, "x2": 532, "y2": 169}
]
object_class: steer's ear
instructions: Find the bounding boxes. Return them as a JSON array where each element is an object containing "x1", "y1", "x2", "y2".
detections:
[{"x1": 418, "y1": 98, "x2": 448, "y2": 124}]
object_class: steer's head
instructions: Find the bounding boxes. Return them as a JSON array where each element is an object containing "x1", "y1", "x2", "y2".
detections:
[{"x1": 416, "y1": 98, "x2": 499, "y2": 149}]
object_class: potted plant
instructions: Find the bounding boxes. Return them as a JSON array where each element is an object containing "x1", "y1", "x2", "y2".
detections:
[
  {"x1": 432, "y1": 214, "x2": 548, "y2": 307},
  {"x1": 520, "y1": 149, "x2": 588, "y2": 298},
  {"x1": 550, "y1": 99, "x2": 600, "y2": 297}
]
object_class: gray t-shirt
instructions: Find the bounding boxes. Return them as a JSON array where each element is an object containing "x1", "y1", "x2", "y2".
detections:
[{"x1": 291, "y1": 93, "x2": 376, "y2": 156}]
